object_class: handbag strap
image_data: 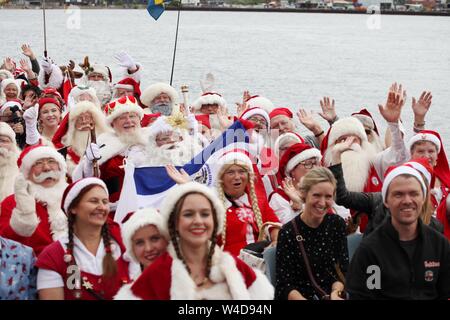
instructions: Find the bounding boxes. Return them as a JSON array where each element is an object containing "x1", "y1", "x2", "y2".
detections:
[{"x1": 291, "y1": 218, "x2": 329, "y2": 299}]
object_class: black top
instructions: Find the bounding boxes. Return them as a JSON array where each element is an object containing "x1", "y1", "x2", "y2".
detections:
[
  {"x1": 275, "y1": 213, "x2": 349, "y2": 300},
  {"x1": 346, "y1": 218, "x2": 450, "y2": 300}
]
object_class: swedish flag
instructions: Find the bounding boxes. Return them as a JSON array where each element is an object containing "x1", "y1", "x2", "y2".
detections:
[{"x1": 147, "y1": 0, "x2": 172, "y2": 21}]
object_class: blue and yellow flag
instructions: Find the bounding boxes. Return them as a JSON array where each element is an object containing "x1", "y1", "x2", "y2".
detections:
[{"x1": 147, "y1": 0, "x2": 172, "y2": 20}]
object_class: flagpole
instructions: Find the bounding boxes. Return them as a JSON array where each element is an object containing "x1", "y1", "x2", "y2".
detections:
[
  {"x1": 169, "y1": 1, "x2": 181, "y2": 86},
  {"x1": 42, "y1": 0, "x2": 48, "y2": 57}
]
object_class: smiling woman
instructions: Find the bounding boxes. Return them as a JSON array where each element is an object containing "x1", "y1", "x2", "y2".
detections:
[{"x1": 35, "y1": 178, "x2": 131, "y2": 300}]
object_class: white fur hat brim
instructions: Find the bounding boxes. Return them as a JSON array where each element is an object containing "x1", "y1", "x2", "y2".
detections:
[
  {"x1": 159, "y1": 182, "x2": 225, "y2": 237},
  {"x1": 20, "y1": 146, "x2": 67, "y2": 178},
  {"x1": 274, "y1": 132, "x2": 303, "y2": 157},
  {"x1": 192, "y1": 94, "x2": 227, "y2": 111},
  {"x1": 285, "y1": 148, "x2": 322, "y2": 176},
  {"x1": 63, "y1": 177, "x2": 108, "y2": 213},
  {"x1": 328, "y1": 117, "x2": 367, "y2": 147},
  {"x1": 140, "y1": 82, "x2": 179, "y2": 108},
  {"x1": 246, "y1": 96, "x2": 274, "y2": 113},
  {"x1": 106, "y1": 101, "x2": 144, "y2": 124},
  {"x1": 1, "y1": 79, "x2": 21, "y2": 97},
  {"x1": 217, "y1": 152, "x2": 254, "y2": 175},
  {"x1": 381, "y1": 166, "x2": 426, "y2": 202},
  {"x1": 240, "y1": 108, "x2": 270, "y2": 127},
  {"x1": 408, "y1": 133, "x2": 441, "y2": 153},
  {"x1": 0, "y1": 122, "x2": 16, "y2": 142},
  {"x1": 68, "y1": 86, "x2": 101, "y2": 109},
  {"x1": 121, "y1": 208, "x2": 168, "y2": 264}
]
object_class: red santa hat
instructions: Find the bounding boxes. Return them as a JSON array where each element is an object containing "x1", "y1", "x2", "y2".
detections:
[
  {"x1": 38, "y1": 97, "x2": 62, "y2": 113},
  {"x1": 320, "y1": 117, "x2": 367, "y2": 155},
  {"x1": 408, "y1": 130, "x2": 450, "y2": 189},
  {"x1": 269, "y1": 107, "x2": 293, "y2": 120},
  {"x1": 141, "y1": 113, "x2": 160, "y2": 128},
  {"x1": 114, "y1": 77, "x2": 141, "y2": 97},
  {"x1": 0, "y1": 78, "x2": 21, "y2": 97},
  {"x1": 279, "y1": 143, "x2": 322, "y2": 178},
  {"x1": 351, "y1": 108, "x2": 379, "y2": 135},
  {"x1": 159, "y1": 181, "x2": 226, "y2": 236},
  {"x1": 17, "y1": 144, "x2": 67, "y2": 178},
  {"x1": 240, "y1": 107, "x2": 270, "y2": 127},
  {"x1": 381, "y1": 165, "x2": 427, "y2": 202},
  {"x1": 245, "y1": 95, "x2": 274, "y2": 113},
  {"x1": 274, "y1": 131, "x2": 305, "y2": 157},
  {"x1": 104, "y1": 95, "x2": 144, "y2": 124},
  {"x1": 403, "y1": 158, "x2": 433, "y2": 187},
  {"x1": 192, "y1": 92, "x2": 226, "y2": 111},
  {"x1": 42, "y1": 87, "x2": 63, "y2": 100},
  {"x1": 0, "y1": 121, "x2": 16, "y2": 142},
  {"x1": 0, "y1": 99, "x2": 22, "y2": 115},
  {"x1": 121, "y1": 208, "x2": 168, "y2": 264},
  {"x1": 140, "y1": 82, "x2": 179, "y2": 108},
  {"x1": 195, "y1": 114, "x2": 211, "y2": 129},
  {"x1": 61, "y1": 177, "x2": 108, "y2": 213}
]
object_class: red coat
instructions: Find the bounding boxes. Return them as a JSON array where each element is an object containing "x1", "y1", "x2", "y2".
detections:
[
  {"x1": 100, "y1": 155, "x2": 125, "y2": 205},
  {"x1": 120, "y1": 248, "x2": 273, "y2": 300},
  {"x1": 35, "y1": 221, "x2": 131, "y2": 300},
  {"x1": 0, "y1": 195, "x2": 54, "y2": 256}
]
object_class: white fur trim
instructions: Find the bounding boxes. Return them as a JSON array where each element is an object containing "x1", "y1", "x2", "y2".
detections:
[
  {"x1": 38, "y1": 64, "x2": 64, "y2": 89},
  {"x1": 192, "y1": 93, "x2": 227, "y2": 111},
  {"x1": 0, "y1": 121, "x2": 16, "y2": 142},
  {"x1": 404, "y1": 161, "x2": 431, "y2": 185},
  {"x1": 408, "y1": 133, "x2": 441, "y2": 153},
  {"x1": 285, "y1": 148, "x2": 322, "y2": 176},
  {"x1": 96, "y1": 131, "x2": 127, "y2": 165},
  {"x1": 381, "y1": 166, "x2": 426, "y2": 202},
  {"x1": 0, "y1": 78, "x2": 21, "y2": 98},
  {"x1": 160, "y1": 182, "x2": 226, "y2": 236},
  {"x1": 114, "y1": 283, "x2": 142, "y2": 300},
  {"x1": 89, "y1": 64, "x2": 110, "y2": 81},
  {"x1": 0, "y1": 100, "x2": 22, "y2": 116},
  {"x1": 9, "y1": 207, "x2": 40, "y2": 237},
  {"x1": 148, "y1": 116, "x2": 173, "y2": 136},
  {"x1": 247, "y1": 269, "x2": 274, "y2": 300},
  {"x1": 140, "y1": 82, "x2": 179, "y2": 107},
  {"x1": 63, "y1": 177, "x2": 108, "y2": 213},
  {"x1": 217, "y1": 152, "x2": 254, "y2": 175},
  {"x1": 20, "y1": 146, "x2": 67, "y2": 178},
  {"x1": 68, "y1": 86, "x2": 101, "y2": 109},
  {"x1": 240, "y1": 108, "x2": 270, "y2": 127},
  {"x1": 246, "y1": 96, "x2": 274, "y2": 113},
  {"x1": 274, "y1": 132, "x2": 303, "y2": 157},
  {"x1": 328, "y1": 117, "x2": 367, "y2": 147},
  {"x1": 106, "y1": 99, "x2": 144, "y2": 124},
  {"x1": 121, "y1": 208, "x2": 168, "y2": 264}
]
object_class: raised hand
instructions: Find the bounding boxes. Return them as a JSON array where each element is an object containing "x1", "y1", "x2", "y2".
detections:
[
  {"x1": 113, "y1": 51, "x2": 137, "y2": 71},
  {"x1": 318, "y1": 96, "x2": 337, "y2": 123},
  {"x1": 166, "y1": 164, "x2": 190, "y2": 184},
  {"x1": 179, "y1": 103, "x2": 189, "y2": 117},
  {"x1": 282, "y1": 177, "x2": 302, "y2": 203},
  {"x1": 297, "y1": 108, "x2": 322, "y2": 134},
  {"x1": 378, "y1": 82, "x2": 406, "y2": 123},
  {"x1": 217, "y1": 105, "x2": 233, "y2": 130},
  {"x1": 3, "y1": 57, "x2": 15, "y2": 72},
  {"x1": 41, "y1": 56, "x2": 54, "y2": 73},
  {"x1": 21, "y1": 44, "x2": 36, "y2": 60},
  {"x1": 19, "y1": 59, "x2": 31, "y2": 73},
  {"x1": 331, "y1": 136, "x2": 357, "y2": 164},
  {"x1": 412, "y1": 91, "x2": 432, "y2": 122}
]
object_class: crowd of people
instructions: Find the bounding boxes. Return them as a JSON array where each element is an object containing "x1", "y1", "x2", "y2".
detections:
[{"x1": 0, "y1": 44, "x2": 448, "y2": 300}]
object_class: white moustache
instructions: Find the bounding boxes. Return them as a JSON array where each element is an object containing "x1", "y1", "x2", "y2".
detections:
[{"x1": 32, "y1": 170, "x2": 61, "y2": 183}]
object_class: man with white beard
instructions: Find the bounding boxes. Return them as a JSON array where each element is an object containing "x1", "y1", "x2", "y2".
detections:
[
  {"x1": 140, "y1": 82, "x2": 179, "y2": 116},
  {"x1": 51, "y1": 101, "x2": 111, "y2": 177},
  {"x1": 351, "y1": 108, "x2": 385, "y2": 153},
  {"x1": 129, "y1": 115, "x2": 203, "y2": 167},
  {"x1": 73, "y1": 95, "x2": 146, "y2": 211},
  {"x1": 84, "y1": 64, "x2": 113, "y2": 106},
  {"x1": 323, "y1": 83, "x2": 409, "y2": 231},
  {"x1": 0, "y1": 145, "x2": 68, "y2": 255},
  {"x1": 0, "y1": 123, "x2": 20, "y2": 203}
]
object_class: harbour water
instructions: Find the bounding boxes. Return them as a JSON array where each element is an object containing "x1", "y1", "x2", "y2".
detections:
[{"x1": 1, "y1": 9, "x2": 449, "y2": 148}]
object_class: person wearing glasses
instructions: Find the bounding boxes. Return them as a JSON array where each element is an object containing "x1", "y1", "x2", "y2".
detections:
[
  {"x1": 269, "y1": 143, "x2": 322, "y2": 224},
  {"x1": 0, "y1": 145, "x2": 68, "y2": 255}
]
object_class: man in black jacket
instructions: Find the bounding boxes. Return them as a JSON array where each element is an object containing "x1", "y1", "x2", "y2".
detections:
[{"x1": 345, "y1": 162, "x2": 450, "y2": 299}]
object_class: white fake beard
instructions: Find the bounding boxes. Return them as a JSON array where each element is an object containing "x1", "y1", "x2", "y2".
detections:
[
  {"x1": 146, "y1": 135, "x2": 201, "y2": 166},
  {"x1": 0, "y1": 147, "x2": 18, "y2": 168},
  {"x1": 88, "y1": 80, "x2": 112, "y2": 105},
  {"x1": 67, "y1": 130, "x2": 91, "y2": 157},
  {"x1": 368, "y1": 131, "x2": 385, "y2": 153},
  {"x1": 325, "y1": 141, "x2": 377, "y2": 192},
  {"x1": 117, "y1": 128, "x2": 146, "y2": 147},
  {"x1": 29, "y1": 174, "x2": 68, "y2": 207}
]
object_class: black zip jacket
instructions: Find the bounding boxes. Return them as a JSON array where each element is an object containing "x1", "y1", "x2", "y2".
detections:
[{"x1": 346, "y1": 218, "x2": 450, "y2": 300}]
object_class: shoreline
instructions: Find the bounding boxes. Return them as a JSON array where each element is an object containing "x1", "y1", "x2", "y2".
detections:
[{"x1": 2, "y1": 5, "x2": 450, "y2": 17}]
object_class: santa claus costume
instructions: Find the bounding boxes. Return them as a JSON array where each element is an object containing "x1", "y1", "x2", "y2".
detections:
[
  {"x1": 351, "y1": 108, "x2": 385, "y2": 153},
  {"x1": 36, "y1": 178, "x2": 131, "y2": 300},
  {"x1": 140, "y1": 82, "x2": 179, "y2": 114},
  {"x1": 0, "y1": 123, "x2": 20, "y2": 203},
  {"x1": 52, "y1": 101, "x2": 111, "y2": 177},
  {"x1": 408, "y1": 130, "x2": 450, "y2": 240},
  {"x1": 269, "y1": 143, "x2": 322, "y2": 224},
  {"x1": 322, "y1": 117, "x2": 408, "y2": 232},
  {"x1": 215, "y1": 150, "x2": 280, "y2": 257},
  {"x1": 115, "y1": 182, "x2": 274, "y2": 300},
  {"x1": 245, "y1": 95, "x2": 275, "y2": 114},
  {"x1": 0, "y1": 145, "x2": 68, "y2": 255}
]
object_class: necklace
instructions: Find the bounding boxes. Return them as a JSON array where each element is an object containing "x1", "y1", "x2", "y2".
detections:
[{"x1": 195, "y1": 277, "x2": 208, "y2": 287}]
